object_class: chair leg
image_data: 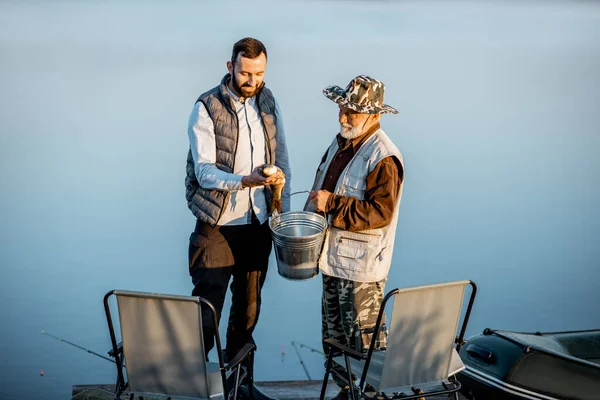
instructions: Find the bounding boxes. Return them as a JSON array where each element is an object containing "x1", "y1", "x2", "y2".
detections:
[
  {"x1": 348, "y1": 387, "x2": 357, "y2": 400},
  {"x1": 232, "y1": 365, "x2": 241, "y2": 400},
  {"x1": 320, "y1": 349, "x2": 334, "y2": 400},
  {"x1": 248, "y1": 351, "x2": 255, "y2": 400},
  {"x1": 344, "y1": 354, "x2": 357, "y2": 400}
]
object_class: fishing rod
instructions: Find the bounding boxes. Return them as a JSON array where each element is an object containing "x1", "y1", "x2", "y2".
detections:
[
  {"x1": 291, "y1": 341, "x2": 324, "y2": 356},
  {"x1": 291, "y1": 341, "x2": 312, "y2": 380},
  {"x1": 41, "y1": 330, "x2": 115, "y2": 364},
  {"x1": 290, "y1": 340, "x2": 327, "y2": 381}
]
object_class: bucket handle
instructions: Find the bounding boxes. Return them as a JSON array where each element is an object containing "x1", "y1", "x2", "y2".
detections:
[
  {"x1": 274, "y1": 190, "x2": 330, "y2": 227},
  {"x1": 284, "y1": 190, "x2": 310, "y2": 199},
  {"x1": 271, "y1": 190, "x2": 311, "y2": 218}
]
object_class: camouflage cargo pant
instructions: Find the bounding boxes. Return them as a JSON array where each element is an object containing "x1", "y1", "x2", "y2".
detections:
[{"x1": 322, "y1": 275, "x2": 388, "y2": 388}]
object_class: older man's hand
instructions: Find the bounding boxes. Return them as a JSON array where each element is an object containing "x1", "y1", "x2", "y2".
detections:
[{"x1": 309, "y1": 190, "x2": 332, "y2": 212}]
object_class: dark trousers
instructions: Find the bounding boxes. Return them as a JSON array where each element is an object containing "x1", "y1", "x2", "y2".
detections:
[{"x1": 189, "y1": 217, "x2": 272, "y2": 360}]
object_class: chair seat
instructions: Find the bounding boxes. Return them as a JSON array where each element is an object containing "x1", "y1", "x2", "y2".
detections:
[
  {"x1": 206, "y1": 362, "x2": 226, "y2": 397},
  {"x1": 333, "y1": 349, "x2": 465, "y2": 392},
  {"x1": 121, "y1": 362, "x2": 229, "y2": 400}
]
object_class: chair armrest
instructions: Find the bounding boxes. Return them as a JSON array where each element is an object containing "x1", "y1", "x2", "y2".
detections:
[
  {"x1": 323, "y1": 338, "x2": 367, "y2": 360},
  {"x1": 224, "y1": 343, "x2": 257, "y2": 371}
]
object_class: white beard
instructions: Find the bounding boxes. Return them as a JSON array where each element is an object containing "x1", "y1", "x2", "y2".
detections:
[{"x1": 339, "y1": 123, "x2": 364, "y2": 140}]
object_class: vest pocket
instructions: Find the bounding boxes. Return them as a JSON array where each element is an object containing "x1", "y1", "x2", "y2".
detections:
[
  {"x1": 330, "y1": 231, "x2": 382, "y2": 271},
  {"x1": 337, "y1": 238, "x2": 368, "y2": 259},
  {"x1": 260, "y1": 113, "x2": 275, "y2": 136},
  {"x1": 339, "y1": 175, "x2": 366, "y2": 198}
]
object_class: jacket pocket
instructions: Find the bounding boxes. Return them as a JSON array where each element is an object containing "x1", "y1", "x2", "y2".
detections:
[
  {"x1": 189, "y1": 231, "x2": 210, "y2": 272},
  {"x1": 189, "y1": 225, "x2": 234, "y2": 270}
]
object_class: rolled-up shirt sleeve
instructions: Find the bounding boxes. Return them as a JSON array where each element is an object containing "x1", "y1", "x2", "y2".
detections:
[
  {"x1": 325, "y1": 156, "x2": 403, "y2": 232},
  {"x1": 187, "y1": 101, "x2": 244, "y2": 191},
  {"x1": 274, "y1": 98, "x2": 292, "y2": 212}
]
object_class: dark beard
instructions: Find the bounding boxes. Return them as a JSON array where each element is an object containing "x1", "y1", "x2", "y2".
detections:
[{"x1": 231, "y1": 70, "x2": 262, "y2": 99}]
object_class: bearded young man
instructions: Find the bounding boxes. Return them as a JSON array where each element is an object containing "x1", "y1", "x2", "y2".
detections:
[
  {"x1": 305, "y1": 76, "x2": 404, "y2": 400},
  {"x1": 186, "y1": 37, "x2": 291, "y2": 400}
]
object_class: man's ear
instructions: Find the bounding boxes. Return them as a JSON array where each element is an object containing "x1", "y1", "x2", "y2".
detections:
[{"x1": 227, "y1": 61, "x2": 233, "y2": 74}]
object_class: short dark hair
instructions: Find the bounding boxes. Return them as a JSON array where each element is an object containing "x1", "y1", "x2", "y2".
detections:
[{"x1": 231, "y1": 37, "x2": 267, "y2": 64}]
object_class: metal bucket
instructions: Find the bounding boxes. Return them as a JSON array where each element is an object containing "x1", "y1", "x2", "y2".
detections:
[{"x1": 269, "y1": 211, "x2": 327, "y2": 281}]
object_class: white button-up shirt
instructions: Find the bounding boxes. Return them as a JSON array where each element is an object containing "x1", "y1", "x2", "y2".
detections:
[{"x1": 187, "y1": 86, "x2": 291, "y2": 226}]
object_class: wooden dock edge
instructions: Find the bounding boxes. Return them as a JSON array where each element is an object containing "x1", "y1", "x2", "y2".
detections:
[{"x1": 73, "y1": 380, "x2": 466, "y2": 399}]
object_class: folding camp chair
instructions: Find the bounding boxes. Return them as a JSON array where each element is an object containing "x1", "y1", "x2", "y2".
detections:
[
  {"x1": 104, "y1": 290, "x2": 256, "y2": 400},
  {"x1": 319, "y1": 280, "x2": 477, "y2": 400}
]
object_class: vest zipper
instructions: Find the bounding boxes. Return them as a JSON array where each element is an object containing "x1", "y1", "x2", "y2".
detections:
[{"x1": 256, "y1": 94, "x2": 273, "y2": 164}]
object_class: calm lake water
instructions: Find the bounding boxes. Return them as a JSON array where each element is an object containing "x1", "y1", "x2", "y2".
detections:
[{"x1": 1, "y1": 1, "x2": 599, "y2": 399}]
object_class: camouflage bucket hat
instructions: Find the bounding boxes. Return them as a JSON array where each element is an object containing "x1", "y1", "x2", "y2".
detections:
[{"x1": 323, "y1": 75, "x2": 398, "y2": 115}]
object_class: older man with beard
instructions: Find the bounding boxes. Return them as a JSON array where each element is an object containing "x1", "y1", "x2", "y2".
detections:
[{"x1": 305, "y1": 75, "x2": 404, "y2": 400}]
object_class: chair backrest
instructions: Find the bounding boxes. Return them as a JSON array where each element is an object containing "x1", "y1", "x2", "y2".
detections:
[
  {"x1": 114, "y1": 290, "x2": 211, "y2": 398},
  {"x1": 378, "y1": 280, "x2": 469, "y2": 390}
]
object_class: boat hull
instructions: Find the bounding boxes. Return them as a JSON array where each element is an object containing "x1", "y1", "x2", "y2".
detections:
[{"x1": 459, "y1": 366, "x2": 561, "y2": 400}]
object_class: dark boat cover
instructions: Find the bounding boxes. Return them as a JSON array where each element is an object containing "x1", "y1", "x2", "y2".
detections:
[{"x1": 458, "y1": 328, "x2": 600, "y2": 400}]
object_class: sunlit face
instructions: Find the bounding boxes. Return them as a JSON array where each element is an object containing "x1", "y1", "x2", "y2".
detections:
[
  {"x1": 338, "y1": 105, "x2": 379, "y2": 139},
  {"x1": 227, "y1": 52, "x2": 267, "y2": 98}
]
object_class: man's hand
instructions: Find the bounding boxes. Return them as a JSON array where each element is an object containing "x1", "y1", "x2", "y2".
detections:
[
  {"x1": 242, "y1": 165, "x2": 285, "y2": 188},
  {"x1": 309, "y1": 190, "x2": 332, "y2": 212},
  {"x1": 261, "y1": 165, "x2": 286, "y2": 182}
]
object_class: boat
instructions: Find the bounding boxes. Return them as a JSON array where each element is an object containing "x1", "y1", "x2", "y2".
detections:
[{"x1": 457, "y1": 328, "x2": 600, "y2": 400}]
